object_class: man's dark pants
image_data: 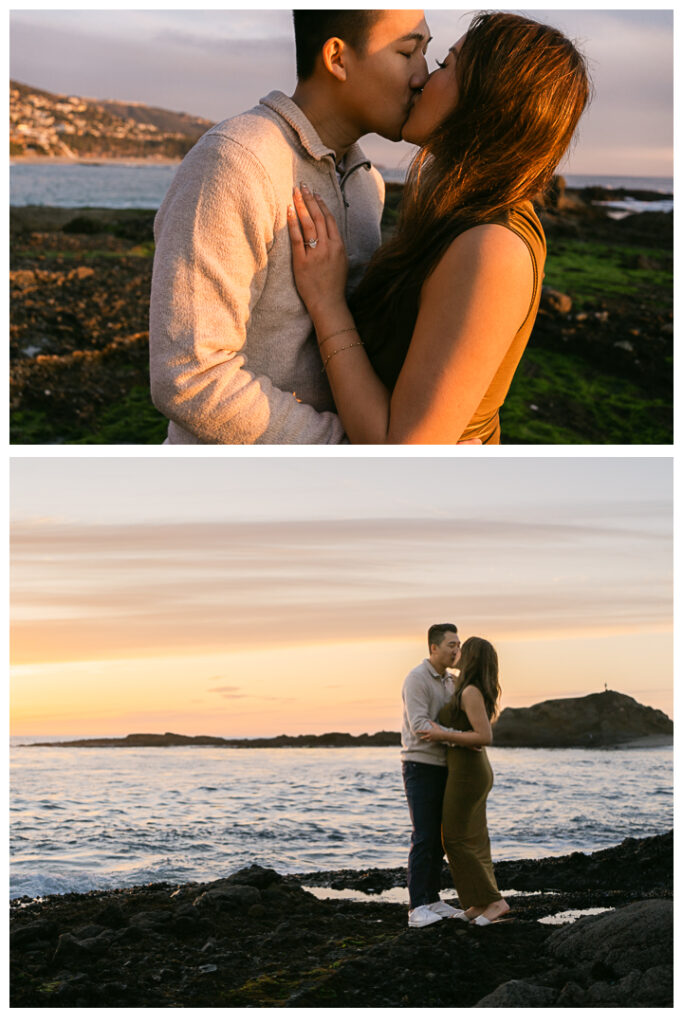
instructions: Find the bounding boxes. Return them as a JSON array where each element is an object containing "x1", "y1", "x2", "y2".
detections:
[{"x1": 402, "y1": 760, "x2": 448, "y2": 909}]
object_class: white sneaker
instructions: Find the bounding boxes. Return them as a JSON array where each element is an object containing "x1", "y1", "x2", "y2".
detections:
[
  {"x1": 425, "y1": 900, "x2": 468, "y2": 920},
  {"x1": 408, "y1": 905, "x2": 443, "y2": 928}
]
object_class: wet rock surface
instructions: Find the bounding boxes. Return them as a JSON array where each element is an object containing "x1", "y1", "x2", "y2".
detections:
[
  {"x1": 10, "y1": 209, "x2": 160, "y2": 444},
  {"x1": 293, "y1": 830, "x2": 672, "y2": 896},
  {"x1": 10, "y1": 832, "x2": 672, "y2": 1007}
]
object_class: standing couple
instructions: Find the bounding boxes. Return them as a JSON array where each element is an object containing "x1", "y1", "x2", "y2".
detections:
[
  {"x1": 401, "y1": 623, "x2": 507, "y2": 928},
  {"x1": 149, "y1": 9, "x2": 589, "y2": 444}
]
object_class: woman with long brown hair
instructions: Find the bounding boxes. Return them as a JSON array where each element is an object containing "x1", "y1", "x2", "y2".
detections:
[
  {"x1": 418, "y1": 637, "x2": 507, "y2": 925},
  {"x1": 287, "y1": 11, "x2": 590, "y2": 443}
]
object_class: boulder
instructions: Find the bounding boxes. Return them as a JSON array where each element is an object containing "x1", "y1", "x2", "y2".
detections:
[
  {"x1": 540, "y1": 286, "x2": 572, "y2": 315},
  {"x1": 476, "y1": 980, "x2": 558, "y2": 1006},
  {"x1": 72, "y1": 923, "x2": 107, "y2": 940},
  {"x1": 192, "y1": 883, "x2": 261, "y2": 911},
  {"x1": 477, "y1": 901, "x2": 673, "y2": 1008},
  {"x1": 226, "y1": 865, "x2": 285, "y2": 890},
  {"x1": 545, "y1": 899, "x2": 672, "y2": 978},
  {"x1": 128, "y1": 910, "x2": 172, "y2": 932},
  {"x1": 11, "y1": 920, "x2": 56, "y2": 947},
  {"x1": 53, "y1": 932, "x2": 106, "y2": 963},
  {"x1": 585, "y1": 965, "x2": 672, "y2": 1008}
]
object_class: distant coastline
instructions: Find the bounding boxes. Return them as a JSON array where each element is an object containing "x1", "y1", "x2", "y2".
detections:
[
  {"x1": 10, "y1": 155, "x2": 182, "y2": 166},
  {"x1": 22, "y1": 691, "x2": 672, "y2": 751},
  {"x1": 25, "y1": 730, "x2": 400, "y2": 750},
  {"x1": 22, "y1": 731, "x2": 672, "y2": 750}
]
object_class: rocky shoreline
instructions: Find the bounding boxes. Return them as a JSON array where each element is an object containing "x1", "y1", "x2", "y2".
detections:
[
  {"x1": 10, "y1": 183, "x2": 673, "y2": 444},
  {"x1": 10, "y1": 831, "x2": 672, "y2": 1007}
]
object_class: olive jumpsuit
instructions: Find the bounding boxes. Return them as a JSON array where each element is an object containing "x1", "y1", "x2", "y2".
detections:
[{"x1": 438, "y1": 693, "x2": 502, "y2": 908}]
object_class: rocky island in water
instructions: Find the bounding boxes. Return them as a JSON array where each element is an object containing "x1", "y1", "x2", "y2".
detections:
[{"x1": 25, "y1": 690, "x2": 672, "y2": 750}]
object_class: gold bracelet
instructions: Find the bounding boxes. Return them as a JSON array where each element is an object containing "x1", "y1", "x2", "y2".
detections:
[
  {"x1": 322, "y1": 340, "x2": 364, "y2": 372},
  {"x1": 319, "y1": 325, "x2": 357, "y2": 347}
]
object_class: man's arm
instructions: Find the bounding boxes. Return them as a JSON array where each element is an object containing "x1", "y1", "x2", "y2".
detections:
[
  {"x1": 403, "y1": 675, "x2": 439, "y2": 737},
  {"x1": 149, "y1": 132, "x2": 345, "y2": 444}
]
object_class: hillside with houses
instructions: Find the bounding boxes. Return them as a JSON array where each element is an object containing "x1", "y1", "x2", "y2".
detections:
[{"x1": 10, "y1": 80, "x2": 213, "y2": 160}]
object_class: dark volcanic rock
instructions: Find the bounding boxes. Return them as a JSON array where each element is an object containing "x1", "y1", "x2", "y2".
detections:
[
  {"x1": 545, "y1": 899, "x2": 672, "y2": 977},
  {"x1": 492, "y1": 690, "x2": 672, "y2": 748},
  {"x1": 53, "y1": 930, "x2": 111, "y2": 963},
  {"x1": 476, "y1": 979, "x2": 559, "y2": 1007},
  {"x1": 128, "y1": 910, "x2": 173, "y2": 931},
  {"x1": 609, "y1": 210, "x2": 673, "y2": 248},
  {"x1": 494, "y1": 831, "x2": 672, "y2": 893},
  {"x1": 192, "y1": 884, "x2": 261, "y2": 911},
  {"x1": 10, "y1": 834, "x2": 673, "y2": 1008},
  {"x1": 287, "y1": 918, "x2": 551, "y2": 1007},
  {"x1": 293, "y1": 831, "x2": 672, "y2": 898},
  {"x1": 476, "y1": 900, "x2": 673, "y2": 1007},
  {"x1": 225, "y1": 865, "x2": 286, "y2": 890}
]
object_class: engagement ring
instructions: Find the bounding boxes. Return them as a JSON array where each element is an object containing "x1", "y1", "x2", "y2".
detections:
[{"x1": 305, "y1": 238, "x2": 318, "y2": 248}]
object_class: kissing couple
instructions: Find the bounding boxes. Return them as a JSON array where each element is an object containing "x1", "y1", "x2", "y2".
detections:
[
  {"x1": 401, "y1": 623, "x2": 508, "y2": 928},
  {"x1": 150, "y1": 9, "x2": 589, "y2": 445}
]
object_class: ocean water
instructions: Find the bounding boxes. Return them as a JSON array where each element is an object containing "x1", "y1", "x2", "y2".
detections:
[
  {"x1": 9, "y1": 162, "x2": 673, "y2": 213},
  {"x1": 9, "y1": 161, "x2": 179, "y2": 209},
  {"x1": 10, "y1": 742, "x2": 672, "y2": 900},
  {"x1": 380, "y1": 168, "x2": 674, "y2": 195}
]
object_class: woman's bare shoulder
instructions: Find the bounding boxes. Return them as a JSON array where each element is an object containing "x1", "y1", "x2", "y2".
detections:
[
  {"x1": 423, "y1": 221, "x2": 532, "y2": 303},
  {"x1": 444, "y1": 221, "x2": 530, "y2": 269},
  {"x1": 460, "y1": 684, "x2": 485, "y2": 704}
]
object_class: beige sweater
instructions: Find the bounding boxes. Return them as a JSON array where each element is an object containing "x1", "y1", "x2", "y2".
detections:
[
  {"x1": 149, "y1": 91, "x2": 385, "y2": 444},
  {"x1": 401, "y1": 660, "x2": 456, "y2": 766}
]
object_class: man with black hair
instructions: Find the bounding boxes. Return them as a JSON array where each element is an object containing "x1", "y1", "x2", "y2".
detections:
[
  {"x1": 150, "y1": 9, "x2": 430, "y2": 444},
  {"x1": 401, "y1": 623, "x2": 463, "y2": 927}
]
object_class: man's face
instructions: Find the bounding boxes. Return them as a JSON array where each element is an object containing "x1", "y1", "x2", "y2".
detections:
[
  {"x1": 344, "y1": 10, "x2": 431, "y2": 141},
  {"x1": 431, "y1": 631, "x2": 461, "y2": 672}
]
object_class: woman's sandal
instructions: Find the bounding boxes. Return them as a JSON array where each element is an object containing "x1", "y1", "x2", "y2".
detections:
[{"x1": 470, "y1": 913, "x2": 514, "y2": 926}]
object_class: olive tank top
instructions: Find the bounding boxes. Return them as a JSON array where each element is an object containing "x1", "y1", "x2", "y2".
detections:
[
  {"x1": 365, "y1": 201, "x2": 546, "y2": 445},
  {"x1": 438, "y1": 691, "x2": 472, "y2": 733}
]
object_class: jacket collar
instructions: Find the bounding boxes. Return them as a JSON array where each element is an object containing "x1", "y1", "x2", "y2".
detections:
[{"x1": 260, "y1": 90, "x2": 372, "y2": 179}]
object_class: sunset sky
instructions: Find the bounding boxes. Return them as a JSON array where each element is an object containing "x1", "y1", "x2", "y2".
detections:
[
  {"x1": 9, "y1": 6, "x2": 673, "y2": 177},
  {"x1": 10, "y1": 456, "x2": 673, "y2": 737}
]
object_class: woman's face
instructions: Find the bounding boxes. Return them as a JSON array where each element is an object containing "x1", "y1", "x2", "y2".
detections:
[{"x1": 402, "y1": 34, "x2": 465, "y2": 145}]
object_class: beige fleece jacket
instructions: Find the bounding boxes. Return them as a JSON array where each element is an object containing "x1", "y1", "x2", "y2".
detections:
[{"x1": 149, "y1": 90, "x2": 385, "y2": 444}]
